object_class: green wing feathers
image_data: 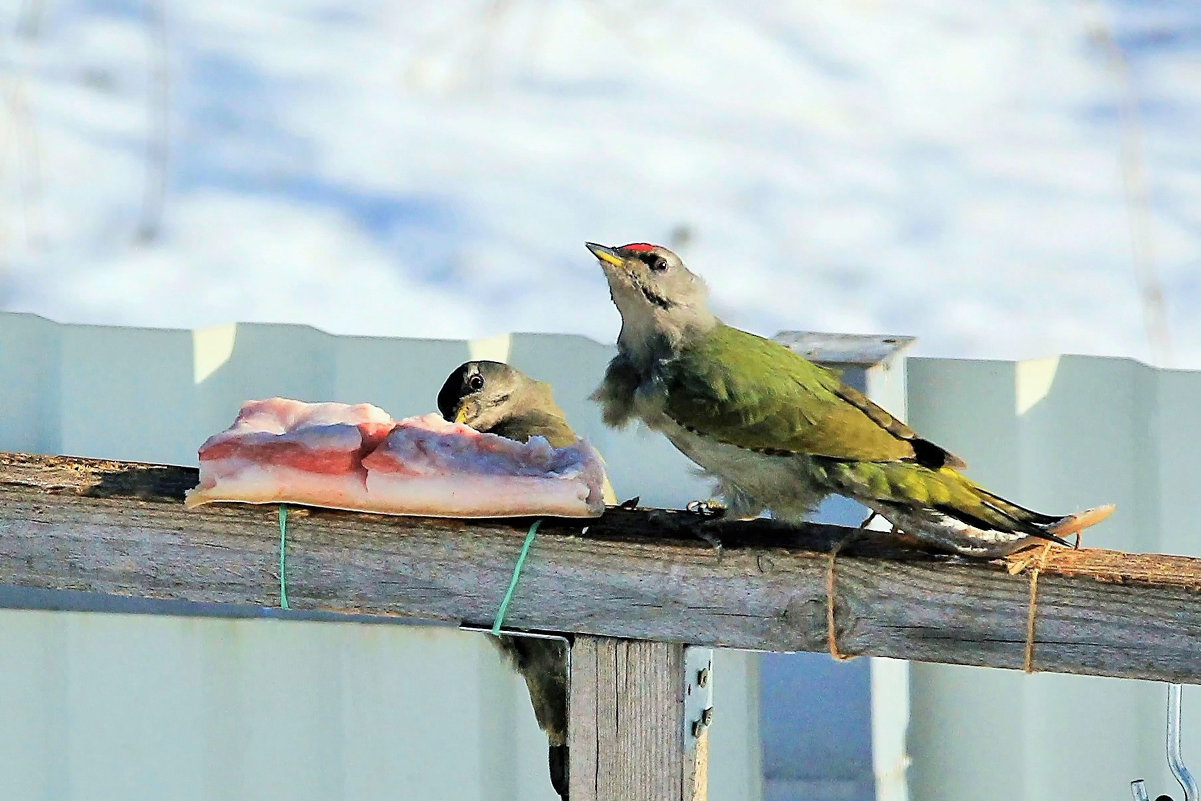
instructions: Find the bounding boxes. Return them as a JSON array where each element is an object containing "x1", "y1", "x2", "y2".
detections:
[
  {"x1": 820, "y1": 460, "x2": 1054, "y2": 533},
  {"x1": 821, "y1": 459, "x2": 1115, "y2": 537},
  {"x1": 664, "y1": 325, "x2": 964, "y2": 467},
  {"x1": 657, "y1": 324, "x2": 1114, "y2": 541}
]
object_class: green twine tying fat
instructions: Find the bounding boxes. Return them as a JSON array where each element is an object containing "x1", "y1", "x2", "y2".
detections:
[
  {"x1": 278, "y1": 505, "x2": 290, "y2": 609},
  {"x1": 492, "y1": 519, "x2": 541, "y2": 635}
]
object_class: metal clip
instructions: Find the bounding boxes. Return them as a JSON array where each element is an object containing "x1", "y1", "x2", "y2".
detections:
[{"x1": 1131, "y1": 684, "x2": 1197, "y2": 801}]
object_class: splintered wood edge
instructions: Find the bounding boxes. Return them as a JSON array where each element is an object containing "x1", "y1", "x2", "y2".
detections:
[{"x1": 1007, "y1": 546, "x2": 1201, "y2": 590}]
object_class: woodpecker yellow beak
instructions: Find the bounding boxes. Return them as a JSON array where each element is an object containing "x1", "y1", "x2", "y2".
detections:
[
  {"x1": 585, "y1": 242, "x2": 624, "y2": 268},
  {"x1": 453, "y1": 405, "x2": 471, "y2": 425}
]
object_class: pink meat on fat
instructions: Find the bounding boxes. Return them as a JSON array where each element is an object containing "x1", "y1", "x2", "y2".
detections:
[
  {"x1": 186, "y1": 400, "x2": 606, "y2": 518},
  {"x1": 362, "y1": 413, "x2": 607, "y2": 516},
  {"x1": 198, "y1": 398, "x2": 396, "y2": 460},
  {"x1": 187, "y1": 398, "x2": 396, "y2": 510}
]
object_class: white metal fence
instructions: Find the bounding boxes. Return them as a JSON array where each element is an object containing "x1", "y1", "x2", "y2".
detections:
[
  {"x1": 2, "y1": 311, "x2": 1197, "y2": 801},
  {"x1": 905, "y1": 355, "x2": 1201, "y2": 801}
]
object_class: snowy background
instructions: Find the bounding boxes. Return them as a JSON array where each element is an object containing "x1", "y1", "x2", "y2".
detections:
[{"x1": 1, "y1": 0, "x2": 1198, "y2": 367}]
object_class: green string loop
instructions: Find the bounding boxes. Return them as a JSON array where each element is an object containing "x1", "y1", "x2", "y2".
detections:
[
  {"x1": 492, "y1": 519, "x2": 541, "y2": 635},
  {"x1": 278, "y1": 505, "x2": 290, "y2": 609}
]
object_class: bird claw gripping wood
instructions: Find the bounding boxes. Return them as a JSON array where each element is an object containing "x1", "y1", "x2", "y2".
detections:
[
  {"x1": 684, "y1": 500, "x2": 727, "y2": 551},
  {"x1": 686, "y1": 499, "x2": 727, "y2": 519}
]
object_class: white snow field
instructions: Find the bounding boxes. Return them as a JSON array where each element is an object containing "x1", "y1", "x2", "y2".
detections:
[{"x1": 1, "y1": 0, "x2": 1198, "y2": 365}]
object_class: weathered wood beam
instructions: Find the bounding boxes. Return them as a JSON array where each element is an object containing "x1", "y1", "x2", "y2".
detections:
[{"x1": 3, "y1": 452, "x2": 1201, "y2": 684}]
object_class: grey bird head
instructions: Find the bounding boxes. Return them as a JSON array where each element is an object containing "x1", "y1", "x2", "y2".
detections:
[
  {"x1": 437, "y1": 360, "x2": 562, "y2": 434},
  {"x1": 585, "y1": 242, "x2": 716, "y2": 362}
]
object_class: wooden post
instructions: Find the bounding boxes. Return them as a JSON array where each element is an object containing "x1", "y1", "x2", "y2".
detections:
[{"x1": 567, "y1": 637, "x2": 710, "y2": 801}]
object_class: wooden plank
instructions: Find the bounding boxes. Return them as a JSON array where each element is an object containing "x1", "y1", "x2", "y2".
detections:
[
  {"x1": 3, "y1": 452, "x2": 1201, "y2": 683},
  {"x1": 690, "y1": 726, "x2": 708, "y2": 801},
  {"x1": 568, "y1": 637, "x2": 691, "y2": 801}
]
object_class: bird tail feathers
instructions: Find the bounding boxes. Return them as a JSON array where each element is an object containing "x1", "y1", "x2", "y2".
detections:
[{"x1": 828, "y1": 460, "x2": 1115, "y2": 553}]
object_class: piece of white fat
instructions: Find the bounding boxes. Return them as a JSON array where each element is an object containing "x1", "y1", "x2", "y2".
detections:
[{"x1": 186, "y1": 400, "x2": 606, "y2": 518}]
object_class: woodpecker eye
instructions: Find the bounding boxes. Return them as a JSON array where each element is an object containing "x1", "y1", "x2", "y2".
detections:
[
  {"x1": 468, "y1": 374, "x2": 485, "y2": 391},
  {"x1": 647, "y1": 256, "x2": 668, "y2": 272}
]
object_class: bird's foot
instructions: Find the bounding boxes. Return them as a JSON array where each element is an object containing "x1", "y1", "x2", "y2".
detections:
[
  {"x1": 857, "y1": 510, "x2": 880, "y2": 529},
  {"x1": 685, "y1": 499, "x2": 727, "y2": 520},
  {"x1": 682, "y1": 500, "x2": 727, "y2": 552}
]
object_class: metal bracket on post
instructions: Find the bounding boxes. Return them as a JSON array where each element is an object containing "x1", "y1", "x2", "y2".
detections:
[
  {"x1": 684, "y1": 646, "x2": 714, "y2": 749},
  {"x1": 684, "y1": 646, "x2": 714, "y2": 801}
]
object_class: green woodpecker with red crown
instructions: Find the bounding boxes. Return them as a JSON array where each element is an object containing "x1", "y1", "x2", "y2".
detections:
[{"x1": 585, "y1": 241, "x2": 1113, "y2": 556}]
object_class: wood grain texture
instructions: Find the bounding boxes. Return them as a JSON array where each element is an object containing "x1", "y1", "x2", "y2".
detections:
[
  {"x1": 3, "y1": 452, "x2": 1201, "y2": 682},
  {"x1": 568, "y1": 637, "x2": 688, "y2": 801},
  {"x1": 690, "y1": 726, "x2": 708, "y2": 801}
]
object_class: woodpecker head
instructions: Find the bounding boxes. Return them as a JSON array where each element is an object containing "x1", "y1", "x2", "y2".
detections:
[
  {"x1": 437, "y1": 360, "x2": 560, "y2": 431},
  {"x1": 585, "y1": 242, "x2": 716, "y2": 359}
]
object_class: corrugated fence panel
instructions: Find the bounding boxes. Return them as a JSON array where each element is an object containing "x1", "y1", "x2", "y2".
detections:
[
  {"x1": 13, "y1": 315, "x2": 1197, "y2": 800},
  {"x1": 906, "y1": 356, "x2": 1201, "y2": 801},
  {"x1": 0, "y1": 313, "x2": 62, "y2": 454},
  {"x1": 0, "y1": 312, "x2": 766, "y2": 801},
  {"x1": 0, "y1": 611, "x2": 523, "y2": 801}
]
